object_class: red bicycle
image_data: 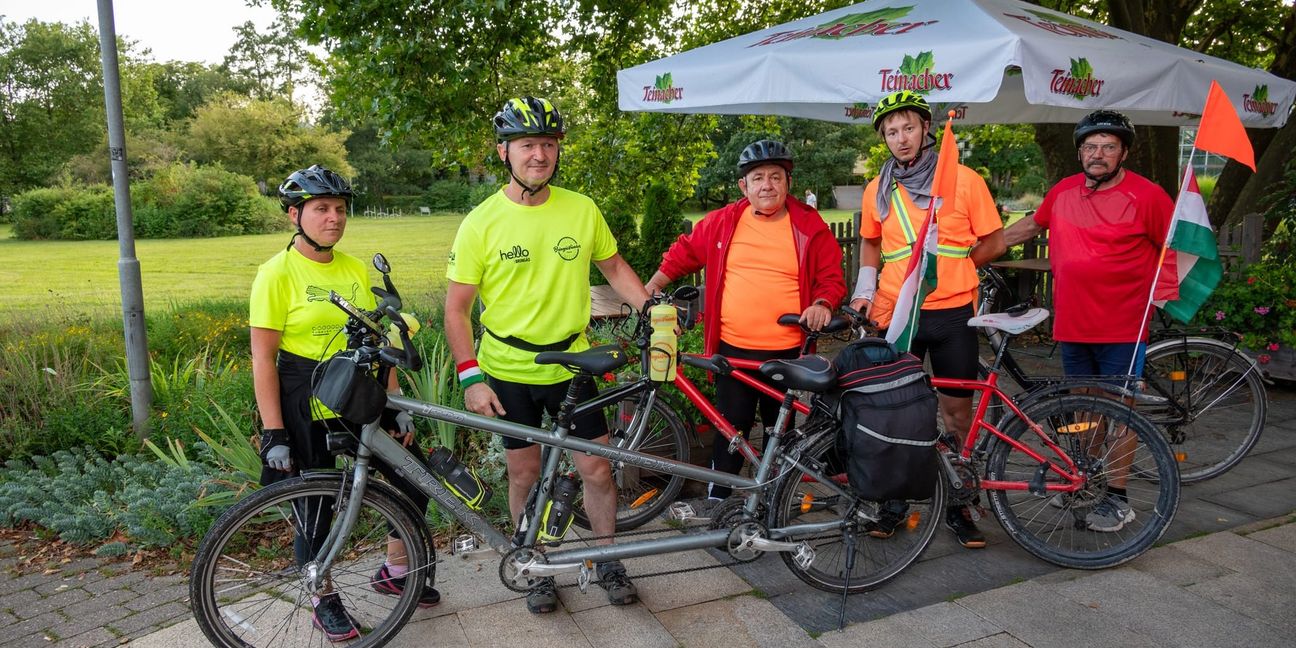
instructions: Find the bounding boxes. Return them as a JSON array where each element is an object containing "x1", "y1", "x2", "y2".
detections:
[{"x1": 923, "y1": 306, "x2": 1181, "y2": 568}]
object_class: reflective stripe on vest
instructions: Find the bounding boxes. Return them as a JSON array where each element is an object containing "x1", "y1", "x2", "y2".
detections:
[{"x1": 880, "y1": 182, "x2": 971, "y2": 263}]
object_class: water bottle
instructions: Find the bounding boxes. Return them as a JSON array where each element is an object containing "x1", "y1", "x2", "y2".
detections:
[
  {"x1": 427, "y1": 447, "x2": 492, "y2": 510},
  {"x1": 648, "y1": 303, "x2": 678, "y2": 382},
  {"x1": 539, "y1": 474, "x2": 580, "y2": 543}
]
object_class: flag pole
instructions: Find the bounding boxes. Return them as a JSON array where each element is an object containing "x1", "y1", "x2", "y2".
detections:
[{"x1": 1129, "y1": 149, "x2": 1197, "y2": 378}]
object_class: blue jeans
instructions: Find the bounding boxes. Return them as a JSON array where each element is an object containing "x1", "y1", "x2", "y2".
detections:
[{"x1": 1060, "y1": 342, "x2": 1147, "y2": 385}]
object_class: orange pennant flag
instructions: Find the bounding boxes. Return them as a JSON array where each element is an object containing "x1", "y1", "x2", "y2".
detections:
[
  {"x1": 1193, "y1": 80, "x2": 1255, "y2": 171},
  {"x1": 932, "y1": 110, "x2": 960, "y2": 211}
]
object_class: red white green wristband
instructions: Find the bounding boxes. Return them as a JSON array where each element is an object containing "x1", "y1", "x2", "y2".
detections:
[{"x1": 457, "y1": 360, "x2": 484, "y2": 388}]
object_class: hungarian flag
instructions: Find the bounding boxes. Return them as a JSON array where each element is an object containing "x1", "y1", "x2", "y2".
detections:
[
  {"x1": 1153, "y1": 167, "x2": 1221, "y2": 322},
  {"x1": 1152, "y1": 81, "x2": 1253, "y2": 322},
  {"x1": 887, "y1": 115, "x2": 960, "y2": 351}
]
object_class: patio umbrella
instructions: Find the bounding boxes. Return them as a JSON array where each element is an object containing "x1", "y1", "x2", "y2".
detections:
[{"x1": 617, "y1": 0, "x2": 1295, "y2": 127}]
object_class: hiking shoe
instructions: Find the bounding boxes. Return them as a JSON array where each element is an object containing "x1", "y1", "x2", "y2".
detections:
[
  {"x1": 1086, "y1": 496, "x2": 1135, "y2": 532},
  {"x1": 371, "y1": 564, "x2": 441, "y2": 608},
  {"x1": 945, "y1": 507, "x2": 987, "y2": 549},
  {"x1": 526, "y1": 577, "x2": 559, "y2": 614},
  {"x1": 867, "y1": 500, "x2": 910, "y2": 539},
  {"x1": 596, "y1": 560, "x2": 639, "y2": 605},
  {"x1": 312, "y1": 593, "x2": 360, "y2": 642}
]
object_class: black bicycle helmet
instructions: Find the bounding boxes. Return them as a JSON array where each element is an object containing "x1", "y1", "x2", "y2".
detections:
[
  {"x1": 1073, "y1": 110, "x2": 1135, "y2": 149},
  {"x1": 493, "y1": 96, "x2": 565, "y2": 143},
  {"x1": 278, "y1": 165, "x2": 353, "y2": 213},
  {"x1": 278, "y1": 165, "x2": 352, "y2": 252},
  {"x1": 872, "y1": 91, "x2": 932, "y2": 130},
  {"x1": 737, "y1": 139, "x2": 794, "y2": 177}
]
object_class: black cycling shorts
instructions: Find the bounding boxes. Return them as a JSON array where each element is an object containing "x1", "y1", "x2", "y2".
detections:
[
  {"x1": 487, "y1": 375, "x2": 609, "y2": 450},
  {"x1": 904, "y1": 303, "x2": 979, "y2": 398}
]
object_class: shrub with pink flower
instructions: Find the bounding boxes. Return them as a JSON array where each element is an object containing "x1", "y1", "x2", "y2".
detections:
[{"x1": 1196, "y1": 262, "x2": 1296, "y2": 352}]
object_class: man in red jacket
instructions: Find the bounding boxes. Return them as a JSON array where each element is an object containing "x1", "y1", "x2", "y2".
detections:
[{"x1": 645, "y1": 140, "x2": 845, "y2": 500}]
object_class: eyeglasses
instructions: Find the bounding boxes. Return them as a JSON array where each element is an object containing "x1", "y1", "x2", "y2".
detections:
[{"x1": 1080, "y1": 143, "x2": 1122, "y2": 155}]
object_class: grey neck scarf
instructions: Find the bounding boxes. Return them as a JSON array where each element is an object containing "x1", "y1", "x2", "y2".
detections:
[{"x1": 875, "y1": 146, "x2": 939, "y2": 222}]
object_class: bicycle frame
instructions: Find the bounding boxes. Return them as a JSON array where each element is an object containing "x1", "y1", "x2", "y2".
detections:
[
  {"x1": 306, "y1": 389, "x2": 854, "y2": 589},
  {"x1": 930, "y1": 371, "x2": 1085, "y2": 493}
]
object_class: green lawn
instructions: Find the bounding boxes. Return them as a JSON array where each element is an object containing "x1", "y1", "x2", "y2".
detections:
[
  {"x1": 0, "y1": 205, "x2": 881, "y2": 321},
  {"x1": 0, "y1": 215, "x2": 464, "y2": 319}
]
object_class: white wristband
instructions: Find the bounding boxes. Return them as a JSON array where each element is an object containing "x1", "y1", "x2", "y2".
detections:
[{"x1": 851, "y1": 266, "x2": 878, "y2": 302}]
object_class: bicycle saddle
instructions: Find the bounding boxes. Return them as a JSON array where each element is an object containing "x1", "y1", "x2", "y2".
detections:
[
  {"x1": 535, "y1": 344, "x2": 630, "y2": 375},
  {"x1": 966, "y1": 308, "x2": 1049, "y2": 335},
  {"x1": 759, "y1": 355, "x2": 837, "y2": 392}
]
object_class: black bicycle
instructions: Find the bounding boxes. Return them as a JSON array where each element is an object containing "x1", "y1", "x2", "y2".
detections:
[{"x1": 978, "y1": 266, "x2": 1268, "y2": 482}]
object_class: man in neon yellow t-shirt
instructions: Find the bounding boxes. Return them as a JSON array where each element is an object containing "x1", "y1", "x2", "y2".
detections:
[{"x1": 445, "y1": 97, "x2": 650, "y2": 614}]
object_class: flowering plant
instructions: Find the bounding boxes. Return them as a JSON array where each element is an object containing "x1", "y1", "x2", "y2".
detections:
[{"x1": 1195, "y1": 261, "x2": 1296, "y2": 359}]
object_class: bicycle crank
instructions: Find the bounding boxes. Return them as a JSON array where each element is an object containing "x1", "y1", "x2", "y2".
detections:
[{"x1": 726, "y1": 521, "x2": 815, "y2": 569}]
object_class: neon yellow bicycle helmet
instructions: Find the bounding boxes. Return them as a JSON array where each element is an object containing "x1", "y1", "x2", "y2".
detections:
[{"x1": 871, "y1": 91, "x2": 932, "y2": 130}]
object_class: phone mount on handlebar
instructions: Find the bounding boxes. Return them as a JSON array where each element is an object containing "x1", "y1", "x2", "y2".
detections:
[{"x1": 331, "y1": 291, "x2": 383, "y2": 336}]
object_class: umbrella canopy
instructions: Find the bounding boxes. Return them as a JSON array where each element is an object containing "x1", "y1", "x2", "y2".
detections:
[{"x1": 617, "y1": 0, "x2": 1295, "y2": 127}]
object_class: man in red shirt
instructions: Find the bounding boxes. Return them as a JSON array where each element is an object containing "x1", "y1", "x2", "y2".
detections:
[
  {"x1": 645, "y1": 140, "x2": 845, "y2": 501},
  {"x1": 1003, "y1": 110, "x2": 1174, "y2": 532}
]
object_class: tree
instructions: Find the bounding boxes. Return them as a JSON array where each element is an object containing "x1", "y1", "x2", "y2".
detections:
[
  {"x1": 270, "y1": 0, "x2": 564, "y2": 162},
  {"x1": 961, "y1": 125, "x2": 1045, "y2": 199},
  {"x1": 0, "y1": 19, "x2": 105, "y2": 197},
  {"x1": 186, "y1": 93, "x2": 351, "y2": 192},
  {"x1": 223, "y1": 16, "x2": 308, "y2": 103}
]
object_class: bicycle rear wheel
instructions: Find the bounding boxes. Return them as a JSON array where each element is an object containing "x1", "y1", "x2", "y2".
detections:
[
  {"x1": 985, "y1": 394, "x2": 1179, "y2": 569},
  {"x1": 573, "y1": 392, "x2": 691, "y2": 531},
  {"x1": 191, "y1": 475, "x2": 430, "y2": 648},
  {"x1": 1141, "y1": 338, "x2": 1267, "y2": 482},
  {"x1": 769, "y1": 429, "x2": 943, "y2": 593}
]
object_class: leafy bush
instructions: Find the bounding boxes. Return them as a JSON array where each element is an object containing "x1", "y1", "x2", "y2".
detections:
[
  {"x1": 1196, "y1": 261, "x2": 1296, "y2": 354},
  {"x1": 11, "y1": 186, "x2": 115, "y2": 240},
  {"x1": 132, "y1": 162, "x2": 283, "y2": 238},
  {"x1": 0, "y1": 447, "x2": 233, "y2": 547},
  {"x1": 424, "y1": 179, "x2": 472, "y2": 212},
  {"x1": 630, "y1": 181, "x2": 684, "y2": 277},
  {"x1": 10, "y1": 164, "x2": 285, "y2": 241},
  {"x1": 467, "y1": 182, "x2": 501, "y2": 207}
]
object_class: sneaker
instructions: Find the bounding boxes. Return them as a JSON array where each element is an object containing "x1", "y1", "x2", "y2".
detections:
[
  {"x1": 945, "y1": 507, "x2": 987, "y2": 549},
  {"x1": 1086, "y1": 496, "x2": 1135, "y2": 532},
  {"x1": 866, "y1": 500, "x2": 910, "y2": 539},
  {"x1": 596, "y1": 560, "x2": 639, "y2": 606},
  {"x1": 312, "y1": 593, "x2": 360, "y2": 642},
  {"x1": 526, "y1": 577, "x2": 559, "y2": 614},
  {"x1": 371, "y1": 564, "x2": 441, "y2": 608}
]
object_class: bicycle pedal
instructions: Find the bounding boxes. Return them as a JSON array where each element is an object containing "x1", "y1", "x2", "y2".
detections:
[
  {"x1": 792, "y1": 543, "x2": 815, "y2": 570},
  {"x1": 577, "y1": 560, "x2": 593, "y2": 593},
  {"x1": 668, "y1": 501, "x2": 701, "y2": 521}
]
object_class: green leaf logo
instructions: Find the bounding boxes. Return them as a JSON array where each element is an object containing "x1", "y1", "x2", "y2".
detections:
[
  {"x1": 899, "y1": 51, "x2": 935, "y2": 77},
  {"x1": 1068, "y1": 58, "x2": 1093, "y2": 99},
  {"x1": 815, "y1": 6, "x2": 914, "y2": 39},
  {"x1": 1254, "y1": 85, "x2": 1268, "y2": 102},
  {"x1": 1026, "y1": 9, "x2": 1085, "y2": 27}
]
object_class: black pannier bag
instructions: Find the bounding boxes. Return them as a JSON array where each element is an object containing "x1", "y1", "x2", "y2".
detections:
[{"x1": 833, "y1": 338, "x2": 939, "y2": 501}]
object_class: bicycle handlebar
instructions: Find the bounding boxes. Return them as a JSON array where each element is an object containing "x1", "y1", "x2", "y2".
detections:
[{"x1": 326, "y1": 255, "x2": 423, "y2": 373}]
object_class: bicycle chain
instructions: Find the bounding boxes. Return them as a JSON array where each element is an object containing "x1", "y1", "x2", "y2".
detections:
[{"x1": 536, "y1": 521, "x2": 756, "y2": 589}]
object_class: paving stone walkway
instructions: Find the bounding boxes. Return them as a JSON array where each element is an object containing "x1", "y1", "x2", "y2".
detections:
[{"x1": 2, "y1": 342, "x2": 1292, "y2": 647}]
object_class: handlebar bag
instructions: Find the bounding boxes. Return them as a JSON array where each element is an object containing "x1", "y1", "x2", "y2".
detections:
[
  {"x1": 833, "y1": 338, "x2": 939, "y2": 501},
  {"x1": 313, "y1": 352, "x2": 388, "y2": 425}
]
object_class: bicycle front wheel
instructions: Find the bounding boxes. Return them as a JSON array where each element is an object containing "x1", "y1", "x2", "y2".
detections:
[
  {"x1": 769, "y1": 430, "x2": 943, "y2": 593},
  {"x1": 986, "y1": 394, "x2": 1179, "y2": 569},
  {"x1": 1142, "y1": 338, "x2": 1267, "y2": 482},
  {"x1": 573, "y1": 392, "x2": 691, "y2": 531},
  {"x1": 190, "y1": 475, "x2": 430, "y2": 648}
]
